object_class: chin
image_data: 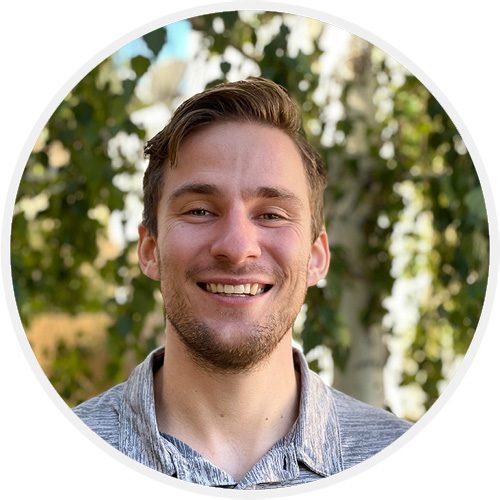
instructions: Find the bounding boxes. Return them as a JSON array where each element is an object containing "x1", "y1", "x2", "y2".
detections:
[{"x1": 173, "y1": 320, "x2": 287, "y2": 373}]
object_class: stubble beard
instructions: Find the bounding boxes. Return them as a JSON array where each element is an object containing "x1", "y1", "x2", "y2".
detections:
[{"x1": 159, "y1": 261, "x2": 308, "y2": 374}]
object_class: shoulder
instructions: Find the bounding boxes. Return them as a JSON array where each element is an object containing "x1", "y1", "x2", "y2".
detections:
[
  {"x1": 71, "y1": 348, "x2": 162, "y2": 451},
  {"x1": 73, "y1": 383, "x2": 125, "y2": 448},
  {"x1": 327, "y1": 385, "x2": 412, "y2": 469}
]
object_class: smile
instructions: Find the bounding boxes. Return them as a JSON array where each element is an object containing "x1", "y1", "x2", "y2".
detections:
[{"x1": 198, "y1": 283, "x2": 272, "y2": 296}]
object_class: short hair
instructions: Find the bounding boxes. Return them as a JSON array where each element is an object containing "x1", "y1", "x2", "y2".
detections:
[{"x1": 142, "y1": 77, "x2": 327, "y2": 241}]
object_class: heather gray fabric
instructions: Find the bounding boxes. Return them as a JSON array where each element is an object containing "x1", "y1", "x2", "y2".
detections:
[{"x1": 74, "y1": 347, "x2": 411, "y2": 489}]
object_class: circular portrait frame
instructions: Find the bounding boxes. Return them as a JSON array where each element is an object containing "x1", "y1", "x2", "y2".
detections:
[{"x1": 2, "y1": 1, "x2": 497, "y2": 498}]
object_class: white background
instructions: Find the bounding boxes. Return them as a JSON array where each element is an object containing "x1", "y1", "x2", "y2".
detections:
[{"x1": 1, "y1": 1, "x2": 498, "y2": 498}]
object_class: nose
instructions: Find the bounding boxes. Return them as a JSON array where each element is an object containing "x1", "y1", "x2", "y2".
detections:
[{"x1": 209, "y1": 209, "x2": 261, "y2": 264}]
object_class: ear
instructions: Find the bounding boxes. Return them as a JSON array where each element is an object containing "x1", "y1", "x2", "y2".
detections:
[
  {"x1": 307, "y1": 229, "x2": 330, "y2": 287},
  {"x1": 138, "y1": 224, "x2": 161, "y2": 281}
]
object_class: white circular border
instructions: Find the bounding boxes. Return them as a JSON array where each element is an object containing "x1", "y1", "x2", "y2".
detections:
[{"x1": 2, "y1": 1, "x2": 497, "y2": 498}]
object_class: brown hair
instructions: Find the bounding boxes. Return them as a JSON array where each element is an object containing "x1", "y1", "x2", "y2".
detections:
[{"x1": 142, "y1": 77, "x2": 327, "y2": 240}]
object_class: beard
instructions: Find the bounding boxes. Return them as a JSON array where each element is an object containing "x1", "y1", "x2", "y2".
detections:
[{"x1": 159, "y1": 261, "x2": 308, "y2": 374}]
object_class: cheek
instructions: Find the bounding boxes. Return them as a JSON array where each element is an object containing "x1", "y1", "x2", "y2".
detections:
[
  {"x1": 267, "y1": 233, "x2": 311, "y2": 274},
  {"x1": 160, "y1": 223, "x2": 209, "y2": 254}
]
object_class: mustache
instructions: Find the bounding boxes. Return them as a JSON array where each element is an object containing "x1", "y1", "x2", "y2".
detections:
[{"x1": 185, "y1": 262, "x2": 287, "y2": 285}]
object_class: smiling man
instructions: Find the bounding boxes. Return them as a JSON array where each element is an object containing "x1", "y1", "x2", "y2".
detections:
[{"x1": 74, "y1": 77, "x2": 411, "y2": 489}]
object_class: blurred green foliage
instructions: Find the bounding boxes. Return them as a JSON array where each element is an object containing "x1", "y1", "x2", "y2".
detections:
[{"x1": 11, "y1": 13, "x2": 488, "y2": 417}]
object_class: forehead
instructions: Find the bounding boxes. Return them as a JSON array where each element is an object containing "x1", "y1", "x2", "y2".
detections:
[{"x1": 163, "y1": 121, "x2": 310, "y2": 202}]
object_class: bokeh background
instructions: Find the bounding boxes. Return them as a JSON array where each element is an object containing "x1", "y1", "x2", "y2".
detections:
[{"x1": 11, "y1": 11, "x2": 488, "y2": 421}]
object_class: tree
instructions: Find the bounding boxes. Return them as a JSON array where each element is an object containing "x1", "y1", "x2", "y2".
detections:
[{"x1": 11, "y1": 12, "x2": 488, "y2": 417}]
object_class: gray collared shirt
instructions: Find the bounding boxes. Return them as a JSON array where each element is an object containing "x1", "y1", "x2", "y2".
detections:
[{"x1": 74, "y1": 347, "x2": 411, "y2": 489}]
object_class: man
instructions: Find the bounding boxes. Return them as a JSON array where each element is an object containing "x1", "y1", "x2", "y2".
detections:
[{"x1": 74, "y1": 77, "x2": 411, "y2": 489}]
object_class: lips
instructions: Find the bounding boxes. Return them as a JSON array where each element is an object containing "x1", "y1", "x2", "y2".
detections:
[{"x1": 198, "y1": 282, "x2": 272, "y2": 296}]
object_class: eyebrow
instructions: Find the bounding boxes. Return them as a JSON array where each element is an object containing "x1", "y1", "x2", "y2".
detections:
[
  {"x1": 254, "y1": 186, "x2": 304, "y2": 207},
  {"x1": 168, "y1": 182, "x2": 304, "y2": 208},
  {"x1": 167, "y1": 183, "x2": 219, "y2": 204}
]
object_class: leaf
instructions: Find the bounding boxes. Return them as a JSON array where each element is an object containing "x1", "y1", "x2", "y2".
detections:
[
  {"x1": 220, "y1": 61, "x2": 231, "y2": 75},
  {"x1": 73, "y1": 100, "x2": 93, "y2": 124},
  {"x1": 220, "y1": 11, "x2": 239, "y2": 30},
  {"x1": 142, "y1": 27, "x2": 167, "y2": 56},
  {"x1": 464, "y1": 187, "x2": 487, "y2": 221},
  {"x1": 131, "y1": 55, "x2": 150, "y2": 79},
  {"x1": 427, "y1": 95, "x2": 443, "y2": 119}
]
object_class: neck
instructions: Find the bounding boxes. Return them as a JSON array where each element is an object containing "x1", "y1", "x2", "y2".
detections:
[{"x1": 153, "y1": 329, "x2": 300, "y2": 481}]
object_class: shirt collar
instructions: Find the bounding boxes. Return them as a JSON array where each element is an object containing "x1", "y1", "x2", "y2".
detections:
[
  {"x1": 117, "y1": 346, "x2": 342, "y2": 482},
  {"x1": 292, "y1": 347, "x2": 343, "y2": 476},
  {"x1": 118, "y1": 348, "x2": 176, "y2": 475}
]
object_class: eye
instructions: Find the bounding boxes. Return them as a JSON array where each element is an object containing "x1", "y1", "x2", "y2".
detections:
[
  {"x1": 187, "y1": 208, "x2": 212, "y2": 217},
  {"x1": 259, "y1": 213, "x2": 282, "y2": 220},
  {"x1": 257, "y1": 210, "x2": 290, "y2": 223}
]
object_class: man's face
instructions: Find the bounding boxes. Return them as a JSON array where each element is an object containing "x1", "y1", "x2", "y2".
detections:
[{"x1": 139, "y1": 121, "x2": 329, "y2": 372}]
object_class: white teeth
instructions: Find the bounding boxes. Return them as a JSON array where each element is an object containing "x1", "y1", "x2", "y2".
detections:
[{"x1": 204, "y1": 283, "x2": 266, "y2": 295}]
